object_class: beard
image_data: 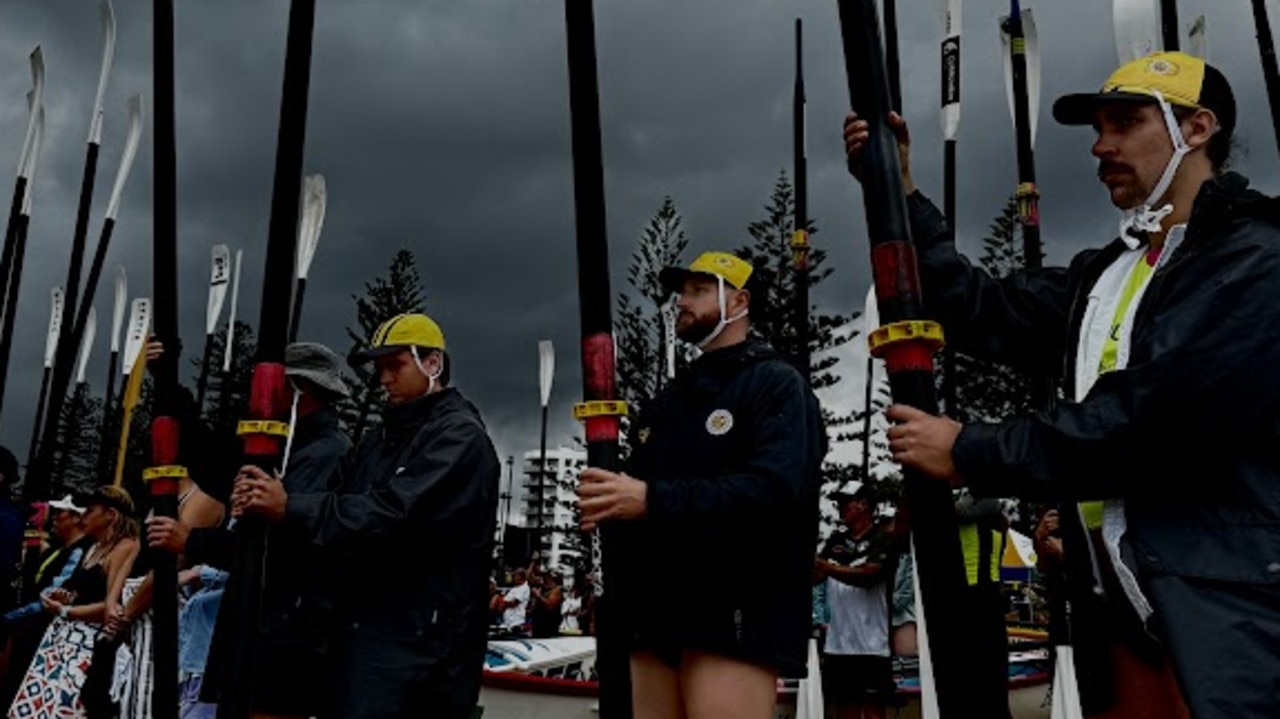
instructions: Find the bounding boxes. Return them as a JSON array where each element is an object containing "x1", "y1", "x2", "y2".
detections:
[
  {"x1": 1098, "y1": 161, "x2": 1154, "y2": 211},
  {"x1": 675, "y1": 309, "x2": 721, "y2": 344}
]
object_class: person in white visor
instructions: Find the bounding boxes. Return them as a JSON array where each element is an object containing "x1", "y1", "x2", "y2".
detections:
[{"x1": 845, "y1": 51, "x2": 1280, "y2": 719}]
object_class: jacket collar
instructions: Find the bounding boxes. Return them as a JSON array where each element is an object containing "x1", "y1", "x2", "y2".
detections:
[
  {"x1": 294, "y1": 405, "x2": 342, "y2": 443},
  {"x1": 381, "y1": 387, "x2": 458, "y2": 441}
]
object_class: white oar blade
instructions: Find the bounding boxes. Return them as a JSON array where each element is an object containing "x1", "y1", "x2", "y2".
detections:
[
  {"x1": 22, "y1": 105, "x2": 45, "y2": 216},
  {"x1": 110, "y1": 267, "x2": 127, "y2": 353},
  {"x1": 88, "y1": 0, "x2": 116, "y2": 145},
  {"x1": 1188, "y1": 15, "x2": 1206, "y2": 59},
  {"x1": 538, "y1": 340, "x2": 555, "y2": 408},
  {"x1": 296, "y1": 174, "x2": 327, "y2": 280},
  {"x1": 206, "y1": 244, "x2": 231, "y2": 335},
  {"x1": 1025, "y1": 9, "x2": 1041, "y2": 146},
  {"x1": 75, "y1": 308, "x2": 97, "y2": 385},
  {"x1": 122, "y1": 298, "x2": 151, "y2": 376},
  {"x1": 104, "y1": 94, "x2": 144, "y2": 221},
  {"x1": 1050, "y1": 647, "x2": 1086, "y2": 719},
  {"x1": 999, "y1": 10, "x2": 1041, "y2": 147},
  {"x1": 223, "y1": 249, "x2": 244, "y2": 374},
  {"x1": 663, "y1": 301, "x2": 677, "y2": 380},
  {"x1": 941, "y1": 0, "x2": 962, "y2": 140},
  {"x1": 1000, "y1": 19, "x2": 1016, "y2": 139},
  {"x1": 911, "y1": 539, "x2": 940, "y2": 719},
  {"x1": 1113, "y1": 0, "x2": 1162, "y2": 64},
  {"x1": 18, "y1": 47, "x2": 44, "y2": 179},
  {"x1": 44, "y1": 287, "x2": 63, "y2": 369}
]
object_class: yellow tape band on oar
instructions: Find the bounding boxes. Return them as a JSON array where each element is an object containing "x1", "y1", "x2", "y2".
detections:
[
  {"x1": 113, "y1": 342, "x2": 148, "y2": 488},
  {"x1": 142, "y1": 465, "x2": 189, "y2": 482},
  {"x1": 868, "y1": 320, "x2": 946, "y2": 357},
  {"x1": 572, "y1": 400, "x2": 629, "y2": 420},
  {"x1": 236, "y1": 420, "x2": 292, "y2": 438}
]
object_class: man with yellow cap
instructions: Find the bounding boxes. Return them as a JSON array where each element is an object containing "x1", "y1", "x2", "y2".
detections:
[
  {"x1": 577, "y1": 252, "x2": 826, "y2": 719},
  {"x1": 844, "y1": 52, "x2": 1280, "y2": 718},
  {"x1": 236, "y1": 313, "x2": 500, "y2": 719}
]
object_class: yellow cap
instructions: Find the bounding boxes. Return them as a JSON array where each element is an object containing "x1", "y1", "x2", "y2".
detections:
[
  {"x1": 351, "y1": 313, "x2": 446, "y2": 365},
  {"x1": 1053, "y1": 52, "x2": 1235, "y2": 132},
  {"x1": 659, "y1": 251, "x2": 755, "y2": 292}
]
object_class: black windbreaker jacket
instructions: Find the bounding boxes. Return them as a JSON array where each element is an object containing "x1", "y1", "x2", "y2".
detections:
[
  {"x1": 907, "y1": 172, "x2": 1280, "y2": 586},
  {"x1": 287, "y1": 387, "x2": 500, "y2": 643},
  {"x1": 616, "y1": 340, "x2": 826, "y2": 669}
]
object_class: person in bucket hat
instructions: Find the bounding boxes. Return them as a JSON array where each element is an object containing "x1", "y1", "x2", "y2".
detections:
[
  {"x1": 844, "y1": 50, "x2": 1280, "y2": 718},
  {"x1": 237, "y1": 316, "x2": 499, "y2": 719},
  {"x1": 579, "y1": 249, "x2": 826, "y2": 718}
]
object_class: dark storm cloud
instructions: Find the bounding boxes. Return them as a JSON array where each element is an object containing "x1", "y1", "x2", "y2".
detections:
[{"x1": 0, "y1": 0, "x2": 1272, "y2": 477}]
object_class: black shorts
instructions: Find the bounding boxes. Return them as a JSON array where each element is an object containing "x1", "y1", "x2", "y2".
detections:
[
  {"x1": 820, "y1": 654, "x2": 894, "y2": 705},
  {"x1": 628, "y1": 608, "x2": 809, "y2": 677},
  {"x1": 250, "y1": 609, "x2": 334, "y2": 715}
]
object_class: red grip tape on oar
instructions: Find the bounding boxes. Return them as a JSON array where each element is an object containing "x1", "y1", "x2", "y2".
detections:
[
  {"x1": 146, "y1": 415, "x2": 183, "y2": 497},
  {"x1": 871, "y1": 241, "x2": 924, "y2": 301},
  {"x1": 241, "y1": 362, "x2": 288, "y2": 457}
]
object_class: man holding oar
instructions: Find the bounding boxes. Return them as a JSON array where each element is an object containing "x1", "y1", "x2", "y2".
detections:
[{"x1": 845, "y1": 52, "x2": 1280, "y2": 718}]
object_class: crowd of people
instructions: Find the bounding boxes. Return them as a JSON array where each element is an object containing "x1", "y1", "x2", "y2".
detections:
[
  {"x1": 0, "y1": 48, "x2": 1270, "y2": 719},
  {"x1": 488, "y1": 564, "x2": 593, "y2": 639}
]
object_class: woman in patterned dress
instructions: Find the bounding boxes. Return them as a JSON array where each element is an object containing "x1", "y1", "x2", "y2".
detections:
[{"x1": 8, "y1": 487, "x2": 139, "y2": 719}]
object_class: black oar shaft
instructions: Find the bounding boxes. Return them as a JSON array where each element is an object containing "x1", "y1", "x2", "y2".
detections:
[
  {"x1": 288, "y1": 276, "x2": 307, "y2": 343},
  {"x1": 0, "y1": 177, "x2": 27, "y2": 425},
  {"x1": 149, "y1": 0, "x2": 181, "y2": 716},
  {"x1": 28, "y1": 142, "x2": 100, "y2": 500},
  {"x1": 836, "y1": 2, "x2": 976, "y2": 715},
  {"x1": 26, "y1": 367, "x2": 51, "y2": 474},
  {"x1": 195, "y1": 335, "x2": 214, "y2": 414},
  {"x1": 1161, "y1": 0, "x2": 1180, "y2": 51},
  {"x1": 884, "y1": 0, "x2": 902, "y2": 113},
  {"x1": 793, "y1": 19, "x2": 810, "y2": 378},
  {"x1": 564, "y1": 2, "x2": 629, "y2": 717},
  {"x1": 1253, "y1": 0, "x2": 1280, "y2": 161},
  {"x1": 0, "y1": 208, "x2": 30, "y2": 426},
  {"x1": 217, "y1": 2, "x2": 315, "y2": 717},
  {"x1": 97, "y1": 349, "x2": 119, "y2": 476}
]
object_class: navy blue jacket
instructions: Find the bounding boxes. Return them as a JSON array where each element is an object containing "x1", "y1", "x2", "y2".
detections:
[
  {"x1": 617, "y1": 340, "x2": 825, "y2": 675},
  {"x1": 907, "y1": 174, "x2": 1280, "y2": 718}
]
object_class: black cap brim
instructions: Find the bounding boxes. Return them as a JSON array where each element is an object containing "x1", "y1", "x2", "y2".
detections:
[
  {"x1": 348, "y1": 344, "x2": 406, "y2": 368},
  {"x1": 1052, "y1": 91, "x2": 1160, "y2": 126},
  {"x1": 658, "y1": 267, "x2": 691, "y2": 294}
]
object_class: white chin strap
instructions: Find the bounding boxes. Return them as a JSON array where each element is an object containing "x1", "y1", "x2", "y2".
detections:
[
  {"x1": 1119, "y1": 90, "x2": 1191, "y2": 247},
  {"x1": 279, "y1": 385, "x2": 302, "y2": 477},
  {"x1": 410, "y1": 346, "x2": 443, "y2": 393},
  {"x1": 696, "y1": 275, "x2": 749, "y2": 350}
]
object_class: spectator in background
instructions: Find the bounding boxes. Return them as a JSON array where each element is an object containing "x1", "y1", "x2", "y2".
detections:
[
  {"x1": 560, "y1": 582, "x2": 585, "y2": 636},
  {"x1": 0, "y1": 495, "x2": 92, "y2": 708},
  {"x1": 502, "y1": 568, "x2": 531, "y2": 634},
  {"x1": 815, "y1": 481, "x2": 896, "y2": 719},
  {"x1": 8, "y1": 487, "x2": 139, "y2": 719},
  {"x1": 529, "y1": 570, "x2": 563, "y2": 639}
]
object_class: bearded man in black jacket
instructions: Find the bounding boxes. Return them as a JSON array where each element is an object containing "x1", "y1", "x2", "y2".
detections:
[{"x1": 578, "y1": 252, "x2": 826, "y2": 719}]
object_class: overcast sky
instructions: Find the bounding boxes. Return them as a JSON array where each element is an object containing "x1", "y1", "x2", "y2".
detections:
[{"x1": 0, "y1": 0, "x2": 1273, "y2": 485}]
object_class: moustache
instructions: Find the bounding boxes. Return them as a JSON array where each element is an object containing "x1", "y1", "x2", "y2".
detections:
[{"x1": 1097, "y1": 162, "x2": 1132, "y2": 179}]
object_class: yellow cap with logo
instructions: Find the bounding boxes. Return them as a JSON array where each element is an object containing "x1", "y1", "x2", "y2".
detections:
[
  {"x1": 658, "y1": 251, "x2": 754, "y2": 293},
  {"x1": 350, "y1": 312, "x2": 446, "y2": 365},
  {"x1": 1053, "y1": 52, "x2": 1236, "y2": 133}
]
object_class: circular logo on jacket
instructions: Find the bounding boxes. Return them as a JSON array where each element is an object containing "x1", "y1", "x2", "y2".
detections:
[{"x1": 705, "y1": 409, "x2": 734, "y2": 436}]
